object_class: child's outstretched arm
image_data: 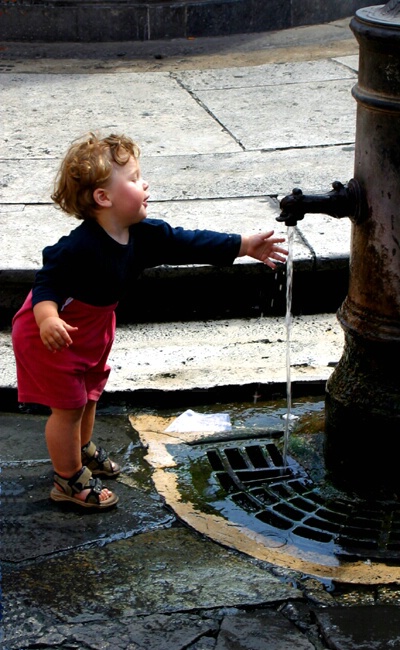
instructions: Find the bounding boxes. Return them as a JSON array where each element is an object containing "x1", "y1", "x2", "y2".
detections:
[
  {"x1": 33, "y1": 301, "x2": 78, "y2": 353},
  {"x1": 238, "y1": 230, "x2": 288, "y2": 269}
]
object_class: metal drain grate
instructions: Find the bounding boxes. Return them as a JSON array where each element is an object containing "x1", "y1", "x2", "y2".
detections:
[{"x1": 205, "y1": 442, "x2": 400, "y2": 560}]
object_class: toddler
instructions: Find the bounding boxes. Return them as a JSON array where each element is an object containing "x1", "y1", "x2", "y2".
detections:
[{"x1": 12, "y1": 132, "x2": 288, "y2": 510}]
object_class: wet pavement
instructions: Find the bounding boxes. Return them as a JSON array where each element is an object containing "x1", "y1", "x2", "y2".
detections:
[
  {"x1": 4, "y1": 408, "x2": 400, "y2": 650},
  {"x1": 2, "y1": 15, "x2": 400, "y2": 650}
]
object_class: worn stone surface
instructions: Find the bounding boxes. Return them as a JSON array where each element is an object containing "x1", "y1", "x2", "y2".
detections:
[
  {"x1": 192, "y1": 79, "x2": 355, "y2": 151},
  {"x1": 2, "y1": 604, "x2": 324, "y2": 650},
  {"x1": 1, "y1": 609, "x2": 220, "y2": 650},
  {"x1": 3, "y1": 527, "x2": 301, "y2": 617},
  {"x1": 2, "y1": 527, "x2": 303, "y2": 649}
]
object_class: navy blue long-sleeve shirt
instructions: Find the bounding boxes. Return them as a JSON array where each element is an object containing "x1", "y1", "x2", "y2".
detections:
[{"x1": 32, "y1": 218, "x2": 242, "y2": 309}]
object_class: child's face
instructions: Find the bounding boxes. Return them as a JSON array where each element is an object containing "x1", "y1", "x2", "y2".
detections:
[{"x1": 106, "y1": 156, "x2": 149, "y2": 225}]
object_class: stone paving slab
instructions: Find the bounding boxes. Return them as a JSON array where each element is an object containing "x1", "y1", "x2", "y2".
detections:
[
  {"x1": 0, "y1": 63, "x2": 358, "y2": 159},
  {"x1": 333, "y1": 55, "x2": 358, "y2": 72},
  {"x1": 3, "y1": 527, "x2": 302, "y2": 618},
  {"x1": 1, "y1": 71, "x2": 240, "y2": 159},
  {"x1": 176, "y1": 58, "x2": 357, "y2": 91},
  {"x1": 133, "y1": 146, "x2": 356, "y2": 201},
  {"x1": 1, "y1": 608, "x2": 222, "y2": 650},
  {"x1": 107, "y1": 314, "x2": 343, "y2": 393},
  {"x1": 190, "y1": 79, "x2": 356, "y2": 151}
]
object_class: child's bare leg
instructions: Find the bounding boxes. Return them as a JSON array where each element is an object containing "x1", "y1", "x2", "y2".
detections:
[
  {"x1": 45, "y1": 406, "x2": 84, "y2": 475},
  {"x1": 80, "y1": 399, "x2": 119, "y2": 474},
  {"x1": 46, "y1": 406, "x2": 112, "y2": 502},
  {"x1": 80, "y1": 399, "x2": 97, "y2": 447}
]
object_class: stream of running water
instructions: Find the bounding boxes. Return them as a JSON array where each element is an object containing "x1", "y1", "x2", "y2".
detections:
[{"x1": 282, "y1": 227, "x2": 294, "y2": 468}]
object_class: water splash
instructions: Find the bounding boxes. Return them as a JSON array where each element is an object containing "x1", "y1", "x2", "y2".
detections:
[{"x1": 282, "y1": 227, "x2": 295, "y2": 467}]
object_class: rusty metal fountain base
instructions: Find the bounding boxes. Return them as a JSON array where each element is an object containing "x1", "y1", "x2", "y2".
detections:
[{"x1": 325, "y1": 331, "x2": 400, "y2": 498}]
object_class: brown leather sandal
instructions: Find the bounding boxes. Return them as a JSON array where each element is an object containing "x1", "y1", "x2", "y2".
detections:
[
  {"x1": 81, "y1": 441, "x2": 121, "y2": 478},
  {"x1": 50, "y1": 466, "x2": 119, "y2": 509}
]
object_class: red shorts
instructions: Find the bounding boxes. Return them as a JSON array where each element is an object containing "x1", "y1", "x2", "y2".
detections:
[{"x1": 12, "y1": 292, "x2": 117, "y2": 410}]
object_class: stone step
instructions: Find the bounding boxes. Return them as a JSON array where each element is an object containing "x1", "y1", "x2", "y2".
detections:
[{"x1": 0, "y1": 312, "x2": 343, "y2": 411}]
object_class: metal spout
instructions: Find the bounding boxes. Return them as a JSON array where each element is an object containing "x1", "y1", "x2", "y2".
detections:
[{"x1": 277, "y1": 178, "x2": 366, "y2": 227}]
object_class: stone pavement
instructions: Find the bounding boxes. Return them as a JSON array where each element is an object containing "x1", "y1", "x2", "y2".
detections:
[{"x1": 2, "y1": 17, "x2": 400, "y2": 650}]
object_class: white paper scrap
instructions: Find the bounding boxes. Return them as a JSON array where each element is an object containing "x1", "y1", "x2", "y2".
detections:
[{"x1": 164, "y1": 409, "x2": 232, "y2": 433}]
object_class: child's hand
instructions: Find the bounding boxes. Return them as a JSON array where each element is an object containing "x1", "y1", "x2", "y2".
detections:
[
  {"x1": 39, "y1": 316, "x2": 78, "y2": 352},
  {"x1": 239, "y1": 230, "x2": 288, "y2": 269}
]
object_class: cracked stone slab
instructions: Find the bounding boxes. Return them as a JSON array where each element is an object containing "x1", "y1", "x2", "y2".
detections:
[
  {"x1": 2, "y1": 600, "x2": 321, "y2": 650},
  {"x1": 2, "y1": 607, "x2": 220, "y2": 650},
  {"x1": 2, "y1": 527, "x2": 301, "y2": 624},
  {"x1": 2, "y1": 607, "x2": 319, "y2": 650}
]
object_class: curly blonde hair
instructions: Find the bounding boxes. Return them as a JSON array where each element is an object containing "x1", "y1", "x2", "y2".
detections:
[{"x1": 51, "y1": 132, "x2": 141, "y2": 219}]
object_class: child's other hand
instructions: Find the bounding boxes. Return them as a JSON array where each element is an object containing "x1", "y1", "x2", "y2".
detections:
[
  {"x1": 39, "y1": 316, "x2": 78, "y2": 352},
  {"x1": 239, "y1": 231, "x2": 288, "y2": 269}
]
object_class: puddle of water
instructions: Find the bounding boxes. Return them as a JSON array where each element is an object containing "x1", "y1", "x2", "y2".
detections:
[
  {"x1": 148, "y1": 397, "x2": 341, "y2": 560},
  {"x1": 152, "y1": 395, "x2": 325, "y2": 448}
]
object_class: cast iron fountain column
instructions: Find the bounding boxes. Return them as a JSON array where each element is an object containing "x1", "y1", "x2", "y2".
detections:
[{"x1": 278, "y1": 1, "x2": 400, "y2": 496}]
